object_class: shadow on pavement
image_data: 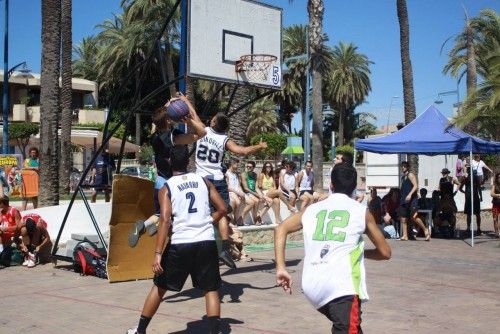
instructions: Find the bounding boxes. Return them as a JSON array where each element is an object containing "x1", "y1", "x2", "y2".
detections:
[
  {"x1": 220, "y1": 258, "x2": 301, "y2": 277},
  {"x1": 165, "y1": 279, "x2": 276, "y2": 304},
  {"x1": 168, "y1": 316, "x2": 243, "y2": 334}
]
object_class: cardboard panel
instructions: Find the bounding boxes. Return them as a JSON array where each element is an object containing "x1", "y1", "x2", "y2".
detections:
[{"x1": 107, "y1": 175, "x2": 156, "y2": 283}]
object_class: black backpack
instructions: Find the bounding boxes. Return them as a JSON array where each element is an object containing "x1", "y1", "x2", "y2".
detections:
[{"x1": 72, "y1": 241, "x2": 107, "y2": 279}]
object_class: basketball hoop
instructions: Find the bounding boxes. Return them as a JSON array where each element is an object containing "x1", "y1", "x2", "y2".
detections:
[{"x1": 235, "y1": 54, "x2": 277, "y2": 82}]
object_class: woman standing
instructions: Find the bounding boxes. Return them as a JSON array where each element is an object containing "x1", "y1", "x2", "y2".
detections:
[
  {"x1": 459, "y1": 166, "x2": 482, "y2": 236},
  {"x1": 491, "y1": 173, "x2": 500, "y2": 238}
]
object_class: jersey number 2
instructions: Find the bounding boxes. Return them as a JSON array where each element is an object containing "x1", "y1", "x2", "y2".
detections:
[
  {"x1": 185, "y1": 192, "x2": 198, "y2": 213},
  {"x1": 312, "y1": 210, "x2": 349, "y2": 242}
]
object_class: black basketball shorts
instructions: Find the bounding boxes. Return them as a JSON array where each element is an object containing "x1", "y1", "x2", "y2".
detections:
[
  {"x1": 154, "y1": 240, "x2": 221, "y2": 292},
  {"x1": 318, "y1": 295, "x2": 363, "y2": 334}
]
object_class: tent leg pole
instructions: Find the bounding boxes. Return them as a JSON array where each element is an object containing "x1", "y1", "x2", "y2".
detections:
[{"x1": 470, "y1": 150, "x2": 474, "y2": 247}]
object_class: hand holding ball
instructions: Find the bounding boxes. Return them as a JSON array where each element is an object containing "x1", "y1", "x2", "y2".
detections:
[{"x1": 165, "y1": 97, "x2": 190, "y2": 122}]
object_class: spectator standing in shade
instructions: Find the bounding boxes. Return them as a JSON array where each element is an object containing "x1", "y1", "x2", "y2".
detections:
[
  {"x1": 399, "y1": 161, "x2": 430, "y2": 241},
  {"x1": 459, "y1": 166, "x2": 482, "y2": 236},
  {"x1": 90, "y1": 149, "x2": 115, "y2": 203},
  {"x1": 491, "y1": 172, "x2": 500, "y2": 238}
]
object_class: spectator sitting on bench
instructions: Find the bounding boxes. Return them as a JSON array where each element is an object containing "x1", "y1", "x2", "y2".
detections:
[{"x1": 0, "y1": 196, "x2": 22, "y2": 267}]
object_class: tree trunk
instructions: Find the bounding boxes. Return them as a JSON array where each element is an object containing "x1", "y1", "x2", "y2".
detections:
[
  {"x1": 308, "y1": 0, "x2": 324, "y2": 191},
  {"x1": 338, "y1": 106, "x2": 345, "y2": 146},
  {"x1": 464, "y1": 19, "x2": 478, "y2": 133},
  {"x1": 165, "y1": 35, "x2": 177, "y2": 97},
  {"x1": 229, "y1": 86, "x2": 251, "y2": 147},
  {"x1": 396, "y1": 0, "x2": 418, "y2": 175},
  {"x1": 40, "y1": 0, "x2": 61, "y2": 206},
  {"x1": 59, "y1": 0, "x2": 72, "y2": 195}
]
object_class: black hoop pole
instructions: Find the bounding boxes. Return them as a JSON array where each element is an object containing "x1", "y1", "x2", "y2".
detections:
[
  {"x1": 225, "y1": 85, "x2": 239, "y2": 115},
  {"x1": 53, "y1": 0, "x2": 182, "y2": 259}
]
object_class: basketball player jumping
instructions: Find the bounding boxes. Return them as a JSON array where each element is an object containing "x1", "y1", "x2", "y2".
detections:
[{"x1": 195, "y1": 112, "x2": 267, "y2": 264}]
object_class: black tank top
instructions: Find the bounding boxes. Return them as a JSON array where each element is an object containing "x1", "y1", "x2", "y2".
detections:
[{"x1": 400, "y1": 173, "x2": 416, "y2": 205}]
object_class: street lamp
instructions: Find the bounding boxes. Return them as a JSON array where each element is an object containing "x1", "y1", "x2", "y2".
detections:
[
  {"x1": 385, "y1": 96, "x2": 398, "y2": 134},
  {"x1": 283, "y1": 25, "x2": 310, "y2": 160},
  {"x1": 434, "y1": 82, "x2": 460, "y2": 115},
  {"x1": 2, "y1": 0, "x2": 9, "y2": 154}
]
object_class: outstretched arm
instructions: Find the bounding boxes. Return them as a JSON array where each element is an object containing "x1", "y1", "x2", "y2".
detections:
[
  {"x1": 364, "y1": 209, "x2": 391, "y2": 260},
  {"x1": 274, "y1": 212, "x2": 303, "y2": 294},
  {"x1": 226, "y1": 138, "x2": 267, "y2": 156}
]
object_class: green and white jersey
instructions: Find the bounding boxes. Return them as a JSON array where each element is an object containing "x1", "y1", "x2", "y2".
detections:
[
  {"x1": 165, "y1": 173, "x2": 214, "y2": 244},
  {"x1": 301, "y1": 193, "x2": 368, "y2": 309}
]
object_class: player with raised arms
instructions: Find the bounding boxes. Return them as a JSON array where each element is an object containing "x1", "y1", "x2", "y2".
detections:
[
  {"x1": 195, "y1": 112, "x2": 267, "y2": 265},
  {"x1": 274, "y1": 162, "x2": 391, "y2": 333},
  {"x1": 127, "y1": 145, "x2": 227, "y2": 334}
]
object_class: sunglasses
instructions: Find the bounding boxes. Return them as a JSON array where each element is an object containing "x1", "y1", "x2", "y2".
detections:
[
  {"x1": 246, "y1": 165, "x2": 253, "y2": 169},
  {"x1": 265, "y1": 165, "x2": 272, "y2": 168}
]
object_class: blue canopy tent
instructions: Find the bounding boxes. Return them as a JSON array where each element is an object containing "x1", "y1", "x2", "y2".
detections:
[{"x1": 355, "y1": 105, "x2": 500, "y2": 246}]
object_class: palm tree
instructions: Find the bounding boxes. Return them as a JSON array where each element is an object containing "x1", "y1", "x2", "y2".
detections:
[
  {"x1": 39, "y1": 0, "x2": 62, "y2": 206},
  {"x1": 396, "y1": 0, "x2": 418, "y2": 174},
  {"x1": 443, "y1": 9, "x2": 499, "y2": 94},
  {"x1": 308, "y1": 0, "x2": 325, "y2": 191},
  {"x1": 228, "y1": 86, "x2": 252, "y2": 146},
  {"x1": 455, "y1": 46, "x2": 500, "y2": 140},
  {"x1": 273, "y1": 25, "x2": 307, "y2": 133},
  {"x1": 72, "y1": 36, "x2": 99, "y2": 81},
  {"x1": 122, "y1": 0, "x2": 180, "y2": 97},
  {"x1": 324, "y1": 42, "x2": 372, "y2": 146},
  {"x1": 59, "y1": 0, "x2": 72, "y2": 194},
  {"x1": 246, "y1": 98, "x2": 278, "y2": 140}
]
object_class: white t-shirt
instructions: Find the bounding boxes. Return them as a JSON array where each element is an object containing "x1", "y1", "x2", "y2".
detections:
[
  {"x1": 301, "y1": 193, "x2": 369, "y2": 309},
  {"x1": 165, "y1": 173, "x2": 214, "y2": 244},
  {"x1": 195, "y1": 127, "x2": 228, "y2": 180},
  {"x1": 471, "y1": 160, "x2": 485, "y2": 176},
  {"x1": 282, "y1": 172, "x2": 296, "y2": 191},
  {"x1": 299, "y1": 170, "x2": 314, "y2": 191},
  {"x1": 226, "y1": 170, "x2": 241, "y2": 192}
]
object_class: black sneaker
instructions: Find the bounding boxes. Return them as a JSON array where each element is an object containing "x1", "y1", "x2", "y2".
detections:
[
  {"x1": 219, "y1": 249, "x2": 236, "y2": 269},
  {"x1": 128, "y1": 220, "x2": 145, "y2": 248}
]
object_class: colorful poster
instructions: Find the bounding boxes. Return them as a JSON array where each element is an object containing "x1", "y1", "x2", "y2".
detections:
[{"x1": 0, "y1": 154, "x2": 24, "y2": 197}]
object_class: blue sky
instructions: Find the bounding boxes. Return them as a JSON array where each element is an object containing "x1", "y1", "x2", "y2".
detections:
[{"x1": 2, "y1": 0, "x2": 498, "y2": 129}]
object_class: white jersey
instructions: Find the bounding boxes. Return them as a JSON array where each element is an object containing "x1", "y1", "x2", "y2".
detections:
[
  {"x1": 301, "y1": 193, "x2": 369, "y2": 309},
  {"x1": 226, "y1": 170, "x2": 241, "y2": 191},
  {"x1": 165, "y1": 173, "x2": 214, "y2": 244},
  {"x1": 195, "y1": 127, "x2": 228, "y2": 180},
  {"x1": 282, "y1": 172, "x2": 296, "y2": 191},
  {"x1": 299, "y1": 170, "x2": 314, "y2": 191}
]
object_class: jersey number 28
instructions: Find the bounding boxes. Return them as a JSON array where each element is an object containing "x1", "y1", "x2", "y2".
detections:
[{"x1": 312, "y1": 210, "x2": 349, "y2": 242}]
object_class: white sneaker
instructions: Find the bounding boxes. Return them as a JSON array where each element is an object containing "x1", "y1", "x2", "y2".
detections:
[
  {"x1": 27, "y1": 259, "x2": 36, "y2": 268},
  {"x1": 23, "y1": 252, "x2": 35, "y2": 266},
  {"x1": 126, "y1": 328, "x2": 139, "y2": 334}
]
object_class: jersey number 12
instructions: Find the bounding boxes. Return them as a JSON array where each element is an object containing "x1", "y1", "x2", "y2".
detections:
[{"x1": 312, "y1": 210, "x2": 349, "y2": 242}]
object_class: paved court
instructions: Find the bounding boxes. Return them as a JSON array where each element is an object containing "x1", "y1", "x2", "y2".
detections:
[{"x1": 1, "y1": 231, "x2": 499, "y2": 333}]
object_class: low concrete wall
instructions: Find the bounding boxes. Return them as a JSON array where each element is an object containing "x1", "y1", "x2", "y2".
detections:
[{"x1": 237, "y1": 224, "x2": 303, "y2": 245}]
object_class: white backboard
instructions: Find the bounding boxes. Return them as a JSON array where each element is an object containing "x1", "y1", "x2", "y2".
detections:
[{"x1": 187, "y1": 0, "x2": 282, "y2": 89}]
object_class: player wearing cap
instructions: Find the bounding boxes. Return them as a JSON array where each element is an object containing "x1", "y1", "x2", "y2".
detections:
[{"x1": 274, "y1": 162, "x2": 391, "y2": 333}]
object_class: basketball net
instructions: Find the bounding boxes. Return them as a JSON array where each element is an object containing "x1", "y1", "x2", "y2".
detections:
[{"x1": 235, "y1": 54, "x2": 277, "y2": 83}]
